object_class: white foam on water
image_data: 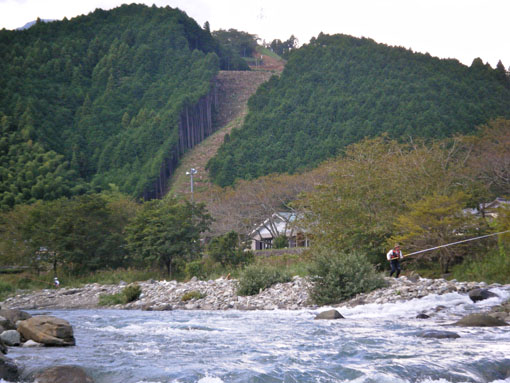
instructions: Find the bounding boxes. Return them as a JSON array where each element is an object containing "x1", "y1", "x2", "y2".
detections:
[
  {"x1": 337, "y1": 287, "x2": 510, "y2": 321},
  {"x1": 339, "y1": 376, "x2": 510, "y2": 383},
  {"x1": 197, "y1": 376, "x2": 224, "y2": 383}
]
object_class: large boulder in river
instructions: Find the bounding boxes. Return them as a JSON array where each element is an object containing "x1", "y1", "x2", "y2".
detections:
[
  {"x1": 0, "y1": 354, "x2": 19, "y2": 382},
  {"x1": 0, "y1": 309, "x2": 31, "y2": 330},
  {"x1": 17, "y1": 315, "x2": 75, "y2": 346},
  {"x1": 454, "y1": 313, "x2": 509, "y2": 327},
  {"x1": 314, "y1": 310, "x2": 344, "y2": 320},
  {"x1": 468, "y1": 288, "x2": 499, "y2": 303},
  {"x1": 33, "y1": 365, "x2": 94, "y2": 383}
]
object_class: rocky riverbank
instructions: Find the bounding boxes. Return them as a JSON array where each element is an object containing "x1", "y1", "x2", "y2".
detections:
[{"x1": 2, "y1": 275, "x2": 509, "y2": 317}]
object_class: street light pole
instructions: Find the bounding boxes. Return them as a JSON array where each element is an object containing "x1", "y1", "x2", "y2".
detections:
[{"x1": 186, "y1": 168, "x2": 197, "y2": 203}]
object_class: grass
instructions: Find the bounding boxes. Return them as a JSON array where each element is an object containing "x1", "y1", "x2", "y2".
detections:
[
  {"x1": 253, "y1": 252, "x2": 311, "y2": 277},
  {"x1": 256, "y1": 46, "x2": 284, "y2": 61},
  {"x1": 450, "y1": 246, "x2": 510, "y2": 284}
]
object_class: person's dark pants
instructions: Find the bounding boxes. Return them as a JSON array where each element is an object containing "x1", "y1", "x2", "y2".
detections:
[{"x1": 389, "y1": 259, "x2": 401, "y2": 278}]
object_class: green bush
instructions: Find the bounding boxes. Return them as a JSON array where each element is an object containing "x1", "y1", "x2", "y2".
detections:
[
  {"x1": 308, "y1": 247, "x2": 386, "y2": 305},
  {"x1": 185, "y1": 260, "x2": 206, "y2": 280},
  {"x1": 273, "y1": 236, "x2": 289, "y2": 249},
  {"x1": 237, "y1": 264, "x2": 292, "y2": 296},
  {"x1": 207, "y1": 232, "x2": 254, "y2": 269},
  {"x1": 98, "y1": 284, "x2": 142, "y2": 306},
  {"x1": 181, "y1": 290, "x2": 206, "y2": 302}
]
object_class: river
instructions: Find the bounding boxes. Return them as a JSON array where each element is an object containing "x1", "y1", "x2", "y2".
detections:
[{"x1": 7, "y1": 286, "x2": 510, "y2": 383}]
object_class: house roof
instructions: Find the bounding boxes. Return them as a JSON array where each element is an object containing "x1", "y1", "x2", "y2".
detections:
[{"x1": 250, "y1": 212, "x2": 303, "y2": 239}]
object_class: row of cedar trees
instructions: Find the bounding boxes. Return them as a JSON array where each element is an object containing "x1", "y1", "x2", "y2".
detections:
[
  {"x1": 1, "y1": 119, "x2": 509, "y2": 277},
  {"x1": 0, "y1": 4, "x2": 249, "y2": 211}
]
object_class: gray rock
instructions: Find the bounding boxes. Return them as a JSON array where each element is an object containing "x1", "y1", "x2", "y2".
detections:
[
  {"x1": 0, "y1": 354, "x2": 19, "y2": 382},
  {"x1": 314, "y1": 310, "x2": 344, "y2": 320},
  {"x1": 0, "y1": 316, "x2": 9, "y2": 329},
  {"x1": 407, "y1": 272, "x2": 420, "y2": 283},
  {"x1": 454, "y1": 313, "x2": 509, "y2": 327},
  {"x1": 416, "y1": 313, "x2": 430, "y2": 319},
  {"x1": 0, "y1": 309, "x2": 31, "y2": 330},
  {"x1": 0, "y1": 330, "x2": 20, "y2": 346},
  {"x1": 468, "y1": 288, "x2": 499, "y2": 303},
  {"x1": 33, "y1": 365, "x2": 94, "y2": 383},
  {"x1": 418, "y1": 330, "x2": 460, "y2": 339}
]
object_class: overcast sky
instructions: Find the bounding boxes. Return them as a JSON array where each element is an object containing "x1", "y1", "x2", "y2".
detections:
[{"x1": 1, "y1": 0, "x2": 508, "y2": 68}]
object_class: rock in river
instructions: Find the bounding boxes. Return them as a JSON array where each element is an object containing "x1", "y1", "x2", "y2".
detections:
[
  {"x1": 33, "y1": 365, "x2": 94, "y2": 383},
  {"x1": 468, "y1": 288, "x2": 499, "y2": 303},
  {"x1": 0, "y1": 354, "x2": 19, "y2": 382},
  {"x1": 454, "y1": 313, "x2": 509, "y2": 327},
  {"x1": 418, "y1": 330, "x2": 460, "y2": 339},
  {"x1": 314, "y1": 309, "x2": 344, "y2": 320},
  {"x1": 17, "y1": 315, "x2": 75, "y2": 346}
]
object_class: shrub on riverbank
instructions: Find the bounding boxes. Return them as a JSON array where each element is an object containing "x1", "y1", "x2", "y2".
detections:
[
  {"x1": 98, "y1": 284, "x2": 141, "y2": 306},
  {"x1": 308, "y1": 247, "x2": 386, "y2": 305},
  {"x1": 181, "y1": 290, "x2": 206, "y2": 302},
  {"x1": 237, "y1": 264, "x2": 292, "y2": 296}
]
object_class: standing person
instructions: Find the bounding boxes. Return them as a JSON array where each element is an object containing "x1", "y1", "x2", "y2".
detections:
[
  {"x1": 54, "y1": 277, "x2": 60, "y2": 288},
  {"x1": 387, "y1": 244, "x2": 403, "y2": 278}
]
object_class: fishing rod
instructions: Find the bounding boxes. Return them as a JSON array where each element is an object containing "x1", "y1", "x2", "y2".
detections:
[{"x1": 403, "y1": 229, "x2": 510, "y2": 258}]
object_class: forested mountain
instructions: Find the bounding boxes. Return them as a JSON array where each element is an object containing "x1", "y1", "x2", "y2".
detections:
[
  {"x1": 0, "y1": 4, "x2": 248, "y2": 210},
  {"x1": 207, "y1": 33, "x2": 510, "y2": 187}
]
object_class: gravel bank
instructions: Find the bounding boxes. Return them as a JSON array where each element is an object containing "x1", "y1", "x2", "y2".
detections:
[{"x1": 2, "y1": 275, "x2": 509, "y2": 314}]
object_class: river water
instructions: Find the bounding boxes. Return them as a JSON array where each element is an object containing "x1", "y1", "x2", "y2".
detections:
[{"x1": 7, "y1": 287, "x2": 510, "y2": 383}]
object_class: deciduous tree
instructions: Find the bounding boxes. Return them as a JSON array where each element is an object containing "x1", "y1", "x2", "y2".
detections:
[{"x1": 126, "y1": 198, "x2": 211, "y2": 276}]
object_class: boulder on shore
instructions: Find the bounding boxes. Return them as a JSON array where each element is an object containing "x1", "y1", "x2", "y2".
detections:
[
  {"x1": 0, "y1": 354, "x2": 19, "y2": 382},
  {"x1": 314, "y1": 309, "x2": 344, "y2": 320},
  {"x1": 468, "y1": 288, "x2": 499, "y2": 303},
  {"x1": 17, "y1": 315, "x2": 75, "y2": 346},
  {"x1": 454, "y1": 313, "x2": 509, "y2": 327},
  {"x1": 33, "y1": 365, "x2": 94, "y2": 383}
]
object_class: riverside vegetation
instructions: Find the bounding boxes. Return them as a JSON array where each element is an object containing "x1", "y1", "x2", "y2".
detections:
[
  {"x1": 1, "y1": 5, "x2": 510, "y2": 307},
  {"x1": 2, "y1": 121, "x2": 510, "y2": 306}
]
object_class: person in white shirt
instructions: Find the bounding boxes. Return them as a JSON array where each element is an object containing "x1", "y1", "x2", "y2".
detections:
[{"x1": 386, "y1": 244, "x2": 403, "y2": 278}]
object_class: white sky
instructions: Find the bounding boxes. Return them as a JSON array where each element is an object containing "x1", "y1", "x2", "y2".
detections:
[{"x1": 0, "y1": 0, "x2": 509, "y2": 68}]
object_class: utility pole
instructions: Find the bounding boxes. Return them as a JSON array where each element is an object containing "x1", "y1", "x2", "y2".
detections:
[{"x1": 186, "y1": 168, "x2": 197, "y2": 203}]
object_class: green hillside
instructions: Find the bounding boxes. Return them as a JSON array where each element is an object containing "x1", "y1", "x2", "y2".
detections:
[
  {"x1": 207, "y1": 33, "x2": 510, "y2": 187},
  {"x1": 0, "y1": 4, "x2": 248, "y2": 210}
]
